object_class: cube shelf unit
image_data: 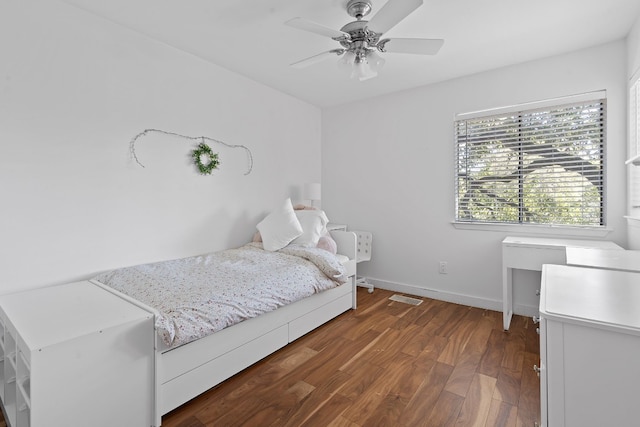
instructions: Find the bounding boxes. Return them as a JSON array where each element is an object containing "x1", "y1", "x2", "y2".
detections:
[
  {"x1": 0, "y1": 319, "x2": 26, "y2": 426},
  {"x1": 0, "y1": 281, "x2": 155, "y2": 427},
  {"x1": 0, "y1": 307, "x2": 30, "y2": 426}
]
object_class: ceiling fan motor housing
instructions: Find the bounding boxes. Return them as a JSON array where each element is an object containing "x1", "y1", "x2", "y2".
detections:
[
  {"x1": 340, "y1": 0, "x2": 385, "y2": 58},
  {"x1": 339, "y1": 20, "x2": 380, "y2": 47},
  {"x1": 346, "y1": 0, "x2": 372, "y2": 19}
]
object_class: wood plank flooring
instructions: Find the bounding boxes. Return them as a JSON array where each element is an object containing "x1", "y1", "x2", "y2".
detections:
[
  {"x1": 161, "y1": 288, "x2": 541, "y2": 427},
  {"x1": 0, "y1": 288, "x2": 539, "y2": 426}
]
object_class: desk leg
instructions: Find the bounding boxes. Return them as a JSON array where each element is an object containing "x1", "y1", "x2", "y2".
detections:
[{"x1": 503, "y1": 266, "x2": 513, "y2": 331}]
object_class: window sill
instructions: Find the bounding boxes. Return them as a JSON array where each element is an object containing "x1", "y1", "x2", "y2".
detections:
[{"x1": 451, "y1": 221, "x2": 613, "y2": 238}]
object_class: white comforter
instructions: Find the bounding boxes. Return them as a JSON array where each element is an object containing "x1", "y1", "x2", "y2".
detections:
[{"x1": 93, "y1": 243, "x2": 347, "y2": 348}]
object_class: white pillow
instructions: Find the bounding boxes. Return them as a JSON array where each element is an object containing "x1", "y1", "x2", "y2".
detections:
[
  {"x1": 257, "y1": 198, "x2": 303, "y2": 251},
  {"x1": 290, "y1": 210, "x2": 329, "y2": 247}
]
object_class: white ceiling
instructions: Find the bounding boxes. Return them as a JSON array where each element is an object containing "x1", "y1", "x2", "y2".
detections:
[{"x1": 62, "y1": 0, "x2": 640, "y2": 108}]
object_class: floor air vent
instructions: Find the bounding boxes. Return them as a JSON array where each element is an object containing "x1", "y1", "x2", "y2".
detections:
[{"x1": 389, "y1": 294, "x2": 423, "y2": 306}]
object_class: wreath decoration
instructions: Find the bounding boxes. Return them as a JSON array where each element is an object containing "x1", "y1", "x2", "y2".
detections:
[{"x1": 192, "y1": 142, "x2": 220, "y2": 175}]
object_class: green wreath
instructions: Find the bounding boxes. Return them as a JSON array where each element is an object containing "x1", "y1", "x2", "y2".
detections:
[{"x1": 192, "y1": 142, "x2": 220, "y2": 175}]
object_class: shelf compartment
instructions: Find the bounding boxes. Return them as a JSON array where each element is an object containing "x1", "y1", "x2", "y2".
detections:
[
  {"x1": 0, "y1": 357, "x2": 5, "y2": 401},
  {"x1": 16, "y1": 397, "x2": 30, "y2": 427},
  {"x1": 5, "y1": 352, "x2": 16, "y2": 386},
  {"x1": 7, "y1": 352, "x2": 16, "y2": 370},
  {"x1": 17, "y1": 351, "x2": 30, "y2": 402},
  {"x1": 0, "y1": 324, "x2": 5, "y2": 350},
  {"x1": 17, "y1": 378, "x2": 30, "y2": 409},
  {"x1": 3, "y1": 387, "x2": 16, "y2": 427}
]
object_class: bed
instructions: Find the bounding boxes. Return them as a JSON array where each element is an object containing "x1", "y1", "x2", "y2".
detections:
[{"x1": 89, "y1": 201, "x2": 357, "y2": 426}]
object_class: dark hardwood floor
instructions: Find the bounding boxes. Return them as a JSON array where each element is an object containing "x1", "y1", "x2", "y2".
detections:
[
  {"x1": 0, "y1": 288, "x2": 539, "y2": 426},
  {"x1": 161, "y1": 288, "x2": 541, "y2": 427}
]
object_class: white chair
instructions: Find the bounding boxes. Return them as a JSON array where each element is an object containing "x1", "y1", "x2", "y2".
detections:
[{"x1": 352, "y1": 231, "x2": 374, "y2": 293}]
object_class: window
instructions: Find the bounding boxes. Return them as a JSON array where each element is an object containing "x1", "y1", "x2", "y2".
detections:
[
  {"x1": 632, "y1": 77, "x2": 640, "y2": 155},
  {"x1": 455, "y1": 93, "x2": 605, "y2": 227},
  {"x1": 630, "y1": 77, "x2": 640, "y2": 208}
]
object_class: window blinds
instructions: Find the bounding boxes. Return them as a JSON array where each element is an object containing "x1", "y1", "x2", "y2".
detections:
[{"x1": 455, "y1": 95, "x2": 605, "y2": 226}]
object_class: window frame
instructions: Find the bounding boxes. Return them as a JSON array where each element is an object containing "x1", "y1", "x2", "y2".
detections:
[
  {"x1": 628, "y1": 74, "x2": 640, "y2": 210},
  {"x1": 453, "y1": 91, "x2": 608, "y2": 235}
]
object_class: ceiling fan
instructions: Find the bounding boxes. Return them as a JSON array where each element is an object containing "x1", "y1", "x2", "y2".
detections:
[{"x1": 285, "y1": 0, "x2": 444, "y2": 81}]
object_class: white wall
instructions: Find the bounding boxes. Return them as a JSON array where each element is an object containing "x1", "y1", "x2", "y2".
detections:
[
  {"x1": 323, "y1": 41, "x2": 628, "y2": 315},
  {"x1": 0, "y1": 0, "x2": 321, "y2": 293},
  {"x1": 628, "y1": 14, "x2": 640, "y2": 80}
]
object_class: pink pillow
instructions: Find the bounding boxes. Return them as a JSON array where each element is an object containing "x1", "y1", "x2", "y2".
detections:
[{"x1": 317, "y1": 235, "x2": 337, "y2": 254}]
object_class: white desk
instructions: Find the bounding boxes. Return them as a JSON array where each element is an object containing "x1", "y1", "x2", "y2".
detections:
[
  {"x1": 502, "y1": 236, "x2": 622, "y2": 330},
  {"x1": 566, "y1": 247, "x2": 640, "y2": 272}
]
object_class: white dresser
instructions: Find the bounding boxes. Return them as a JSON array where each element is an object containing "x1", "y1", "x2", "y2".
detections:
[
  {"x1": 0, "y1": 281, "x2": 155, "y2": 427},
  {"x1": 539, "y1": 265, "x2": 640, "y2": 427},
  {"x1": 566, "y1": 247, "x2": 640, "y2": 272}
]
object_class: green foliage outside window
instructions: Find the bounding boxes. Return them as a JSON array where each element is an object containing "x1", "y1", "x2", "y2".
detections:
[{"x1": 455, "y1": 100, "x2": 605, "y2": 227}]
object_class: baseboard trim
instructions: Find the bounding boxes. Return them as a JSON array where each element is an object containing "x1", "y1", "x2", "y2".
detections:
[{"x1": 365, "y1": 277, "x2": 539, "y2": 317}]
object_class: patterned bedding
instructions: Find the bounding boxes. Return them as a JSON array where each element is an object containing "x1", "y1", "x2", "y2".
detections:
[{"x1": 92, "y1": 243, "x2": 347, "y2": 348}]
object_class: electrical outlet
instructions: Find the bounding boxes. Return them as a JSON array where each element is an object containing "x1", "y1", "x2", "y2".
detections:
[{"x1": 438, "y1": 261, "x2": 448, "y2": 274}]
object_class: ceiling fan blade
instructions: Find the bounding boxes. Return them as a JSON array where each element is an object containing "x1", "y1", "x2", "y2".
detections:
[
  {"x1": 381, "y1": 38, "x2": 444, "y2": 55},
  {"x1": 290, "y1": 49, "x2": 345, "y2": 69},
  {"x1": 367, "y1": 0, "x2": 423, "y2": 35},
  {"x1": 285, "y1": 17, "x2": 350, "y2": 40}
]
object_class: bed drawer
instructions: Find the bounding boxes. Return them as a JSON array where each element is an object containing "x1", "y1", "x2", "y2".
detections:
[
  {"x1": 158, "y1": 282, "x2": 354, "y2": 417},
  {"x1": 289, "y1": 292, "x2": 352, "y2": 341},
  {"x1": 160, "y1": 324, "x2": 288, "y2": 414}
]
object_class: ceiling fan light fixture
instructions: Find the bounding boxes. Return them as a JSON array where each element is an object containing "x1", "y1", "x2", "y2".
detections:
[
  {"x1": 367, "y1": 49, "x2": 386, "y2": 72},
  {"x1": 338, "y1": 50, "x2": 356, "y2": 70},
  {"x1": 353, "y1": 52, "x2": 377, "y2": 81}
]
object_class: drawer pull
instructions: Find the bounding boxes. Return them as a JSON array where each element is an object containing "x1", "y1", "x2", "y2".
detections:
[{"x1": 532, "y1": 315, "x2": 540, "y2": 324}]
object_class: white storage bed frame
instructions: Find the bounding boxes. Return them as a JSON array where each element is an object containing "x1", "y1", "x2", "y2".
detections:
[{"x1": 91, "y1": 230, "x2": 357, "y2": 426}]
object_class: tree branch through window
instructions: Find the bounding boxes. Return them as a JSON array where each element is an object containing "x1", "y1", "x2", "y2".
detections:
[{"x1": 455, "y1": 98, "x2": 605, "y2": 227}]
